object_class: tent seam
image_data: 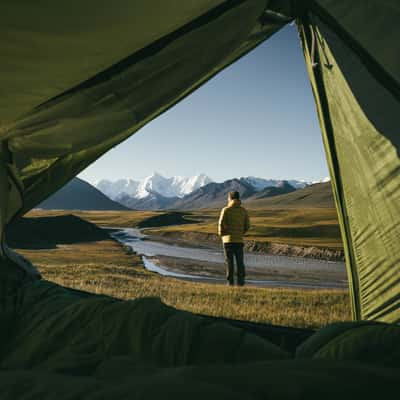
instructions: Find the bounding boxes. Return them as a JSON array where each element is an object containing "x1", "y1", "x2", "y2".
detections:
[{"x1": 307, "y1": 0, "x2": 400, "y2": 102}]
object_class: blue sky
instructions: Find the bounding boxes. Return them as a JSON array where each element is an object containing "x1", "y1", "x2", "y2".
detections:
[{"x1": 79, "y1": 24, "x2": 329, "y2": 184}]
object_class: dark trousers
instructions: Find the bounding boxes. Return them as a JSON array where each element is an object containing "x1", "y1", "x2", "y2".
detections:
[{"x1": 223, "y1": 243, "x2": 245, "y2": 286}]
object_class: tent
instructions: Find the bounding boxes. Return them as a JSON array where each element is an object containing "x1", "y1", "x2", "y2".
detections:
[{"x1": 0, "y1": 1, "x2": 399, "y2": 398}]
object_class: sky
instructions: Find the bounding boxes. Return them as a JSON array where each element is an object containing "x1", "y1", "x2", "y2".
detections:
[{"x1": 79, "y1": 24, "x2": 329, "y2": 184}]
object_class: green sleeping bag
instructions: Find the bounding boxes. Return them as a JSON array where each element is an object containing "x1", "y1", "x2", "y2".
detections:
[{"x1": 0, "y1": 279, "x2": 399, "y2": 399}]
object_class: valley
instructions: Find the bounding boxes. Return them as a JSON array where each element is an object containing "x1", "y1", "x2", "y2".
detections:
[
  {"x1": 24, "y1": 174, "x2": 347, "y2": 299},
  {"x1": 9, "y1": 212, "x2": 350, "y2": 328}
]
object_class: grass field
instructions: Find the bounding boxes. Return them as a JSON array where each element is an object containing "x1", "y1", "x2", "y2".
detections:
[
  {"x1": 19, "y1": 209, "x2": 350, "y2": 328},
  {"x1": 28, "y1": 209, "x2": 159, "y2": 228},
  {"x1": 28, "y1": 207, "x2": 343, "y2": 249},
  {"x1": 145, "y1": 208, "x2": 343, "y2": 249},
  {"x1": 16, "y1": 229, "x2": 351, "y2": 329}
]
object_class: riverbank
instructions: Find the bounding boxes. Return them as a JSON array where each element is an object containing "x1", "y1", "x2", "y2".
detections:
[
  {"x1": 143, "y1": 255, "x2": 347, "y2": 289},
  {"x1": 26, "y1": 208, "x2": 344, "y2": 261},
  {"x1": 143, "y1": 229, "x2": 345, "y2": 261},
  {"x1": 109, "y1": 228, "x2": 347, "y2": 289}
]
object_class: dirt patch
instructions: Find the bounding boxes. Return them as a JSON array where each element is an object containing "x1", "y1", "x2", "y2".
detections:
[{"x1": 244, "y1": 241, "x2": 344, "y2": 261}]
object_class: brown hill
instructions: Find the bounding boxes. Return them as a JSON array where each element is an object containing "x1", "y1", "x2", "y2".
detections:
[
  {"x1": 245, "y1": 182, "x2": 334, "y2": 208},
  {"x1": 7, "y1": 214, "x2": 109, "y2": 249}
]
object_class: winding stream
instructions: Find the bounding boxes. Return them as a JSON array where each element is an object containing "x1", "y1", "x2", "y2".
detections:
[{"x1": 109, "y1": 227, "x2": 347, "y2": 289}]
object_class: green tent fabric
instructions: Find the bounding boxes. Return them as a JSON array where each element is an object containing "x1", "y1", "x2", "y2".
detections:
[
  {"x1": 1, "y1": 0, "x2": 398, "y2": 322},
  {"x1": 0, "y1": 0, "x2": 400, "y2": 395},
  {"x1": 0, "y1": 0, "x2": 288, "y2": 218},
  {"x1": 298, "y1": 1, "x2": 400, "y2": 322}
]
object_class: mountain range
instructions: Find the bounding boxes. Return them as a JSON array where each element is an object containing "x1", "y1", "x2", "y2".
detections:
[
  {"x1": 94, "y1": 173, "x2": 313, "y2": 210},
  {"x1": 97, "y1": 173, "x2": 212, "y2": 201},
  {"x1": 36, "y1": 174, "x2": 331, "y2": 211}
]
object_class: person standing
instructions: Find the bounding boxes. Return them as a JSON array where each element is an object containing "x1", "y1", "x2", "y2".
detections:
[{"x1": 218, "y1": 191, "x2": 250, "y2": 286}]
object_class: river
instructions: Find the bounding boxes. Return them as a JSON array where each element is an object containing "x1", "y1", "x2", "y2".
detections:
[{"x1": 109, "y1": 227, "x2": 348, "y2": 289}]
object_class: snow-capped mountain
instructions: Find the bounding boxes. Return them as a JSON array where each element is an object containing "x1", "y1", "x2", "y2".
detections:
[
  {"x1": 134, "y1": 172, "x2": 213, "y2": 199},
  {"x1": 96, "y1": 179, "x2": 139, "y2": 200},
  {"x1": 240, "y1": 177, "x2": 308, "y2": 190},
  {"x1": 94, "y1": 173, "x2": 329, "y2": 210},
  {"x1": 96, "y1": 173, "x2": 213, "y2": 200},
  {"x1": 117, "y1": 190, "x2": 179, "y2": 210},
  {"x1": 171, "y1": 178, "x2": 257, "y2": 210}
]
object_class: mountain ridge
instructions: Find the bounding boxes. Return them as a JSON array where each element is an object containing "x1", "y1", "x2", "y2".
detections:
[
  {"x1": 95, "y1": 173, "x2": 315, "y2": 205},
  {"x1": 246, "y1": 182, "x2": 334, "y2": 208},
  {"x1": 38, "y1": 176, "x2": 333, "y2": 211},
  {"x1": 38, "y1": 178, "x2": 129, "y2": 211},
  {"x1": 169, "y1": 178, "x2": 257, "y2": 210},
  {"x1": 97, "y1": 173, "x2": 212, "y2": 200},
  {"x1": 246, "y1": 181, "x2": 297, "y2": 201}
]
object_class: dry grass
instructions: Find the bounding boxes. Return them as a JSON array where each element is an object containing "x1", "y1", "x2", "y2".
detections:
[
  {"x1": 147, "y1": 208, "x2": 343, "y2": 248},
  {"x1": 17, "y1": 238, "x2": 351, "y2": 329},
  {"x1": 27, "y1": 210, "x2": 158, "y2": 228},
  {"x1": 28, "y1": 207, "x2": 343, "y2": 249}
]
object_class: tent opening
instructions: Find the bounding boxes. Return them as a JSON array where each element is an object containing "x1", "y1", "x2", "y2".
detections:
[{"x1": 6, "y1": 24, "x2": 352, "y2": 330}]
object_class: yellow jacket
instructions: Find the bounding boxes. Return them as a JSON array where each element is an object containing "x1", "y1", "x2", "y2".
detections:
[{"x1": 218, "y1": 199, "x2": 250, "y2": 243}]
